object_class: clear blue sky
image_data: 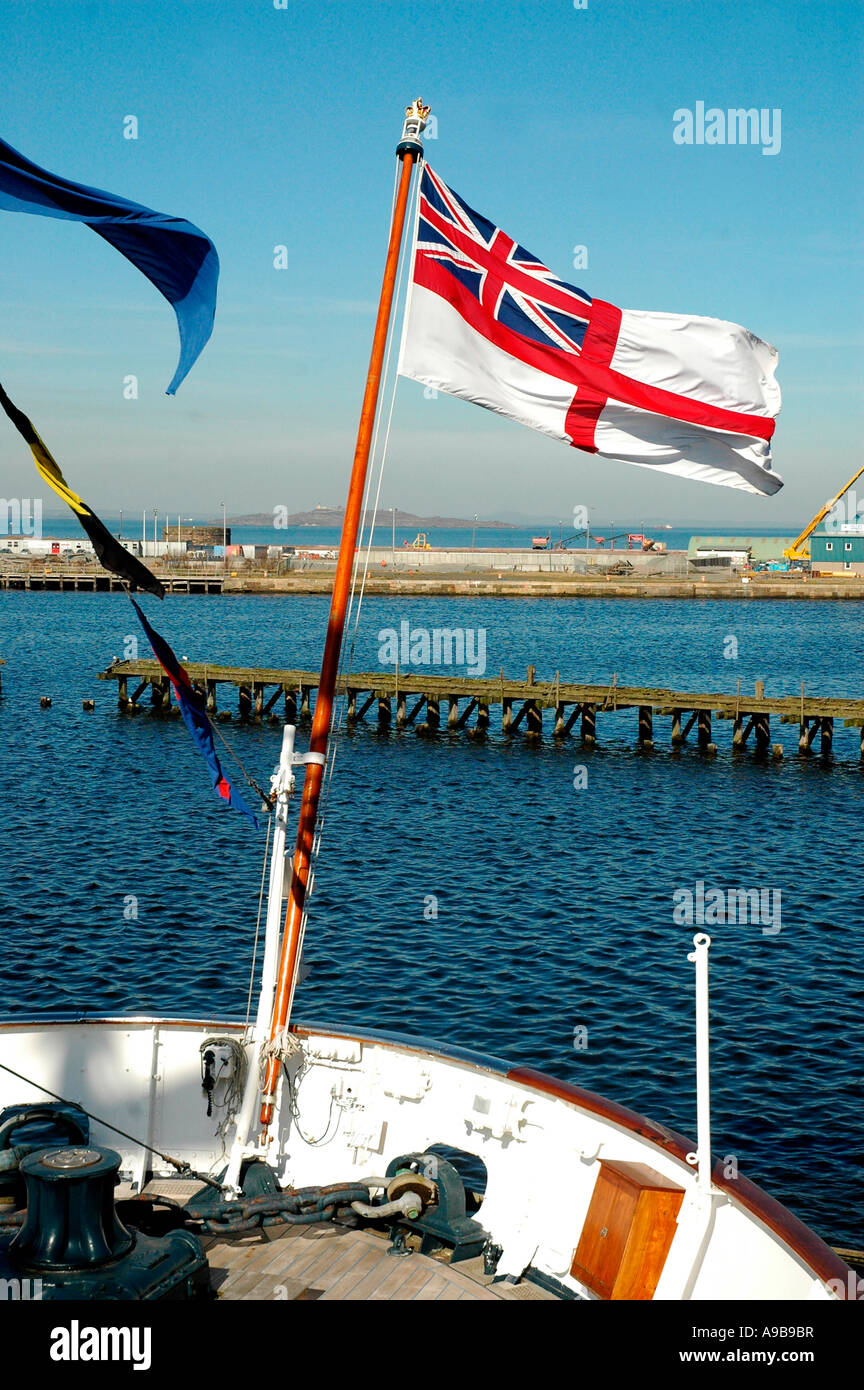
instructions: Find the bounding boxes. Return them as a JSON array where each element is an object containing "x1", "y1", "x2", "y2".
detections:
[{"x1": 1, "y1": 0, "x2": 861, "y2": 526}]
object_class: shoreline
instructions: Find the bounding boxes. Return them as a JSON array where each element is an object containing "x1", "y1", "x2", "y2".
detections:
[
  {"x1": 217, "y1": 573, "x2": 864, "y2": 600},
  {"x1": 4, "y1": 568, "x2": 864, "y2": 600}
]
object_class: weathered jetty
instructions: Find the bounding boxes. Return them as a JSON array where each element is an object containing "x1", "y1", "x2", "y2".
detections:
[
  {"x1": 0, "y1": 572, "x2": 224, "y2": 594},
  {"x1": 96, "y1": 659, "x2": 864, "y2": 757}
]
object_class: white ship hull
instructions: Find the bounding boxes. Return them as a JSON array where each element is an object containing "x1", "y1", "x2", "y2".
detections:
[{"x1": 0, "y1": 1016, "x2": 851, "y2": 1301}]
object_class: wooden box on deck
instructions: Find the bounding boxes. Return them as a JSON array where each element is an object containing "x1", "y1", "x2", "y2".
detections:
[{"x1": 570, "y1": 1159, "x2": 685, "y2": 1300}]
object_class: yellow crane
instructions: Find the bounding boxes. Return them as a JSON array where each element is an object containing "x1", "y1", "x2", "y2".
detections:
[{"x1": 783, "y1": 462, "x2": 864, "y2": 562}]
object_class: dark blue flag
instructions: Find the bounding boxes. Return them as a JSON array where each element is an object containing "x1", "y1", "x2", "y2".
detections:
[
  {"x1": 130, "y1": 599, "x2": 259, "y2": 828},
  {"x1": 0, "y1": 135, "x2": 218, "y2": 393}
]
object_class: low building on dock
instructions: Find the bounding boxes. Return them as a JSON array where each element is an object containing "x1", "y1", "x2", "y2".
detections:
[
  {"x1": 810, "y1": 527, "x2": 864, "y2": 575},
  {"x1": 687, "y1": 536, "x2": 799, "y2": 569}
]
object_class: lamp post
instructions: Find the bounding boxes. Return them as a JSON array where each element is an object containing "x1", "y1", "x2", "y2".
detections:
[
  {"x1": 472, "y1": 514, "x2": 478, "y2": 549},
  {"x1": 119, "y1": 509, "x2": 123, "y2": 541},
  {"x1": 391, "y1": 505, "x2": 396, "y2": 565},
  {"x1": 221, "y1": 500, "x2": 226, "y2": 572}
]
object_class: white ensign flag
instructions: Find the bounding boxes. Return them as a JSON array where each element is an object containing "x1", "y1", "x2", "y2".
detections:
[{"x1": 398, "y1": 166, "x2": 782, "y2": 496}]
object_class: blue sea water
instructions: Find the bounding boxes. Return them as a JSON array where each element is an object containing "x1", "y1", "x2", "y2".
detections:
[
  {"x1": 1, "y1": 590, "x2": 862, "y2": 1248},
  {"x1": 31, "y1": 517, "x2": 793, "y2": 554}
]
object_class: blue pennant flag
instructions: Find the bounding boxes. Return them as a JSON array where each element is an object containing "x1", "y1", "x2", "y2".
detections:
[
  {"x1": 130, "y1": 599, "x2": 259, "y2": 828},
  {"x1": 0, "y1": 134, "x2": 218, "y2": 393}
]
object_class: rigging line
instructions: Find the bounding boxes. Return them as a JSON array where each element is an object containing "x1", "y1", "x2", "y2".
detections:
[
  {"x1": 307, "y1": 165, "x2": 420, "y2": 882},
  {"x1": 344, "y1": 162, "x2": 419, "y2": 664},
  {"x1": 309, "y1": 183, "x2": 415, "y2": 869},
  {"x1": 344, "y1": 163, "x2": 404, "y2": 577},
  {"x1": 303, "y1": 372, "x2": 403, "y2": 901},
  {"x1": 345, "y1": 160, "x2": 420, "y2": 647},
  {"x1": 0, "y1": 1059, "x2": 223, "y2": 1190},
  {"x1": 350, "y1": 334, "x2": 401, "y2": 634},
  {"x1": 244, "y1": 812, "x2": 274, "y2": 1030},
  {"x1": 296, "y1": 159, "x2": 420, "y2": 939},
  {"x1": 301, "y1": 204, "x2": 416, "y2": 920},
  {"x1": 338, "y1": 355, "x2": 400, "y2": 701},
  {"x1": 208, "y1": 718, "x2": 273, "y2": 809},
  {"x1": 353, "y1": 172, "x2": 417, "y2": 612},
  {"x1": 341, "y1": 158, "x2": 409, "y2": 620}
]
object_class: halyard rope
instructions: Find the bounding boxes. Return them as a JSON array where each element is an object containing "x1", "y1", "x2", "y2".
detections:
[
  {"x1": 244, "y1": 812, "x2": 273, "y2": 1030},
  {"x1": 302, "y1": 163, "x2": 420, "y2": 908}
]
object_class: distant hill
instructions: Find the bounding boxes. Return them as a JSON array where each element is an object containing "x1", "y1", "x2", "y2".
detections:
[{"x1": 229, "y1": 506, "x2": 517, "y2": 530}]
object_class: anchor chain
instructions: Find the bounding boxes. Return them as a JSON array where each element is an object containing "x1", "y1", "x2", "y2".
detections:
[{"x1": 186, "y1": 1182, "x2": 371, "y2": 1236}]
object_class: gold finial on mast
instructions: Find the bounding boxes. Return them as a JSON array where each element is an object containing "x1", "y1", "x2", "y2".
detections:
[
  {"x1": 397, "y1": 99, "x2": 431, "y2": 160},
  {"x1": 405, "y1": 98, "x2": 431, "y2": 122}
]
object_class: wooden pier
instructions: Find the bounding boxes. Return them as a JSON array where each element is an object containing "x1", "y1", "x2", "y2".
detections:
[
  {"x1": 0, "y1": 572, "x2": 223, "y2": 594},
  {"x1": 96, "y1": 659, "x2": 864, "y2": 758}
]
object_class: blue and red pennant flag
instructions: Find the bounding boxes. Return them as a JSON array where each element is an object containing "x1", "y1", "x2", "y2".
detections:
[
  {"x1": 0, "y1": 134, "x2": 218, "y2": 394},
  {"x1": 129, "y1": 598, "x2": 259, "y2": 828}
]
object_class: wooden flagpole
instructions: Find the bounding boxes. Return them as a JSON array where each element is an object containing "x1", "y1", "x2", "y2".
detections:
[{"x1": 259, "y1": 101, "x2": 429, "y2": 1127}]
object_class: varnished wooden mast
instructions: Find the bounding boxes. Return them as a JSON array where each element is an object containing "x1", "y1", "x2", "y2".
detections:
[{"x1": 259, "y1": 101, "x2": 429, "y2": 1127}]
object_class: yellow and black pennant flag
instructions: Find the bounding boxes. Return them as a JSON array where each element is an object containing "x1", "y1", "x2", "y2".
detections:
[{"x1": 0, "y1": 381, "x2": 164, "y2": 599}]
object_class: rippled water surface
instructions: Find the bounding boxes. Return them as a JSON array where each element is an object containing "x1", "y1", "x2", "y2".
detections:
[{"x1": 1, "y1": 591, "x2": 862, "y2": 1247}]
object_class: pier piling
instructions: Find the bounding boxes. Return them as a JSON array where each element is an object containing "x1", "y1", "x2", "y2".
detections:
[
  {"x1": 407, "y1": 695, "x2": 426, "y2": 726},
  {"x1": 754, "y1": 713, "x2": 771, "y2": 753},
  {"x1": 455, "y1": 696, "x2": 478, "y2": 730},
  {"x1": 638, "y1": 705, "x2": 654, "y2": 748},
  {"x1": 95, "y1": 659, "x2": 864, "y2": 765},
  {"x1": 476, "y1": 701, "x2": 489, "y2": 736}
]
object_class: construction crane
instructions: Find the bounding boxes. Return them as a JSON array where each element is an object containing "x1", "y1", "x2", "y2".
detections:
[{"x1": 783, "y1": 463, "x2": 864, "y2": 562}]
